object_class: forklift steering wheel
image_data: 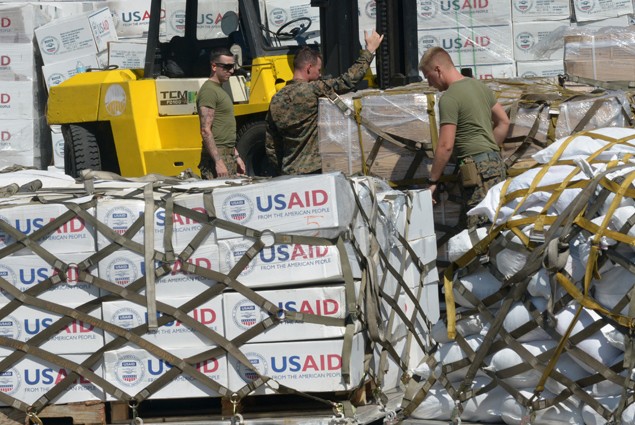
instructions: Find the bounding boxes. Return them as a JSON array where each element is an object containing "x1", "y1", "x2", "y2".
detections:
[{"x1": 275, "y1": 17, "x2": 312, "y2": 40}]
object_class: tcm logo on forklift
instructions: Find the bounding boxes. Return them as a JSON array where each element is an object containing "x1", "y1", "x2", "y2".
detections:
[{"x1": 159, "y1": 90, "x2": 197, "y2": 106}]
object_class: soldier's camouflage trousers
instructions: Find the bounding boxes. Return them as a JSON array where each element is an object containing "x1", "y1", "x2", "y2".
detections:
[{"x1": 459, "y1": 151, "x2": 507, "y2": 229}]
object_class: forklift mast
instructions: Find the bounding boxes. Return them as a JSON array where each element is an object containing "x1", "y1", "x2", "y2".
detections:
[{"x1": 311, "y1": 0, "x2": 421, "y2": 89}]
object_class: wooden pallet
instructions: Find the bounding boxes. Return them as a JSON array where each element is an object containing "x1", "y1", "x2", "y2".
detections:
[
  {"x1": 0, "y1": 402, "x2": 104, "y2": 425},
  {"x1": 107, "y1": 382, "x2": 373, "y2": 424}
]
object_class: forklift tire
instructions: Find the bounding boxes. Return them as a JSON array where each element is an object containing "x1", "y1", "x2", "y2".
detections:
[
  {"x1": 62, "y1": 124, "x2": 102, "y2": 178},
  {"x1": 236, "y1": 120, "x2": 278, "y2": 177}
]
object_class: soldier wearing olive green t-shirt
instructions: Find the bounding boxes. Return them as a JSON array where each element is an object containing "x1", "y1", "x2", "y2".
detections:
[
  {"x1": 197, "y1": 47, "x2": 245, "y2": 179},
  {"x1": 419, "y1": 47, "x2": 510, "y2": 229}
]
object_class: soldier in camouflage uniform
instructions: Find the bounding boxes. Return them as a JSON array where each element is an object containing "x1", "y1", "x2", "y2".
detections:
[
  {"x1": 418, "y1": 47, "x2": 510, "y2": 229},
  {"x1": 265, "y1": 30, "x2": 384, "y2": 175}
]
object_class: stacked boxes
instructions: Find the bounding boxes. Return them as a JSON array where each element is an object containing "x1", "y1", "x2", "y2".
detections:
[
  {"x1": 0, "y1": 3, "x2": 49, "y2": 169},
  {"x1": 417, "y1": 1, "x2": 515, "y2": 78},
  {"x1": 0, "y1": 171, "x2": 439, "y2": 405},
  {"x1": 36, "y1": 7, "x2": 117, "y2": 91},
  {"x1": 0, "y1": 196, "x2": 103, "y2": 405},
  {"x1": 564, "y1": 30, "x2": 635, "y2": 81}
]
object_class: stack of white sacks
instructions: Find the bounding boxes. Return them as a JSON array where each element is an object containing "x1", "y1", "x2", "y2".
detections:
[
  {"x1": 405, "y1": 127, "x2": 635, "y2": 424},
  {"x1": 0, "y1": 171, "x2": 439, "y2": 407}
]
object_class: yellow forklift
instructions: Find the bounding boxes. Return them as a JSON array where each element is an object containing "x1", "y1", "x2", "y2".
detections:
[{"x1": 46, "y1": 0, "x2": 420, "y2": 178}]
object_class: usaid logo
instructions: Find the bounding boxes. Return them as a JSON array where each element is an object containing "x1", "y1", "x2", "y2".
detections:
[
  {"x1": 0, "y1": 264, "x2": 17, "y2": 287},
  {"x1": 0, "y1": 315, "x2": 21, "y2": 340},
  {"x1": 104, "y1": 206, "x2": 137, "y2": 235},
  {"x1": 232, "y1": 299, "x2": 262, "y2": 330},
  {"x1": 110, "y1": 307, "x2": 143, "y2": 330},
  {"x1": 114, "y1": 354, "x2": 145, "y2": 387},
  {"x1": 521, "y1": 71, "x2": 538, "y2": 78},
  {"x1": 574, "y1": 0, "x2": 596, "y2": 13},
  {"x1": 222, "y1": 194, "x2": 253, "y2": 223},
  {"x1": 269, "y1": 8, "x2": 288, "y2": 27},
  {"x1": 0, "y1": 214, "x2": 11, "y2": 245},
  {"x1": 417, "y1": 0, "x2": 437, "y2": 19},
  {"x1": 515, "y1": 32, "x2": 535, "y2": 51},
  {"x1": 105, "y1": 84, "x2": 127, "y2": 117},
  {"x1": 419, "y1": 34, "x2": 439, "y2": 53},
  {"x1": 54, "y1": 138, "x2": 64, "y2": 158},
  {"x1": 48, "y1": 73, "x2": 66, "y2": 88},
  {"x1": 106, "y1": 257, "x2": 139, "y2": 286},
  {"x1": 224, "y1": 242, "x2": 255, "y2": 275},
  {"x1": 364, "y1": 1, "x2": 376, "y2": 18},
  {"x1": 41, "y1": 36, "x2": 60, "y2": 55},
  {"x1": 169, "y1": 10, "x2": 186, "y2": 32},
  {"x1": 513, "y1": 0, "x2": 533, "y2": 13},
  {"x1": 238, "y1": 352, "x2": 267, "y2": 381},
  {"x1": 0, "y1": 368, "x2": 21, "y2": 394}
]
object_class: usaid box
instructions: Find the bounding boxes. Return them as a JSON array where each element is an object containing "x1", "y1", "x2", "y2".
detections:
[
  {"x1": 379, "y1": 283, "x2": 439, "y2": 341},
  {"x1": 572, "y1": 0, "x2": 633, "y2": 22},
  {"x1": 262, "y1": 0, "x2": 321, "y2": 45},
  {"x1": 41, "y1": 53, "x2": 100, "y2": 91},
  {"x1": 0, "y1": 354, "x2": 104, "y2": 405},
  {"x1": 0, "y1": 201, "x2": 96, "y2": 255},
  {"x1": 156, "y1": 78, "x2": 207, "y2": 116},
  {"x1": 35, "y1": 7, "x2": 117, "y2": 65},
  {"x1": 108, "y1": 40, "x2": 146, "y2": 69},
  {"x1": 517, "y1": 60, "x2": 564, "y2": 77},
  {"x1": 513, "y1": 20, "x2": 569, "y2": 61},
  {"x1": 0, "y1": 304, "x2": 103, "y2": 356},
  {"x1": 97, "y1": 243, "x2": 220, "y2": 302},
  {"x1": 163, "y1": 0, "x2": 239, "y2": 40},
  {"x1": 102, "y1": 297, "x2": 223, "y2": 351},
  {"x1": 223, "y1": 284, "x2": 362, "y2": 343},
  {"x1": 218, "y1": 238, "x2": 344, "y2": 287},
  {"x1": 418, "y1": 25, "x2": 514, "y2": 66},
  {"x1": 456, "y1": 63, "x2": 516, "y2": 79},
  {"x1": 0, "y1": 3, "x2": 49, "y2": 43},
  {"x1": 103, "y1": 346, "x2": 227, "y2": 399},
  {"x1": 382, "y1": 234, "x2": 438, "y2": 295},
  {"x1": 95, "y1": 193, "x2": 214, "y2": 251},
  {"x1": 511, "y1": 0, "x2": 570, "y2": 21},
  {"x1": 0, "y1": 253, "x2": 100, "y2": 306},
  {"x1": 212, "y1": 173, "x2": 355, "y2": 240},
  {"x1": 107, "y1": 0, "x2": 152, "y2": 38},
  {"x1": 227, "y1": 333, "x2": 365, "y2": 393},
  {"x1": 0, "y1": 119, "x2": 35, "y2": 169},
  {"x1": 417, "y1": 0, "x2": 511, "y2": 29},
  {"x1": 0, "y1": 43, "x2": 35, "y2": 81},
  {"x1": 50, "y1": 124, "x2": 64, "y2": 169},
  {"x1": 0, "y1": 81, "x2": 34, "y2": 119},
  {"x1": 377, "y1": 189, "x2": 435, "y2": 243},
  {"x1": 371, "y1": 331, "x2": 427, "y2": 392}
]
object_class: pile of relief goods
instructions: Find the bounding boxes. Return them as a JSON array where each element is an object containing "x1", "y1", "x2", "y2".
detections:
[
  {"x1": 0, "y1": 170, "x2": 439, "y2": 418},
  {"x1": 401, "y1": 127, "x2": 635, "y2": 424}
]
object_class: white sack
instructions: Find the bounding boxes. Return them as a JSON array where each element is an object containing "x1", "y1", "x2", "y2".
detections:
[
  {"x1": 503, "y1": 299, "x2": 550, "y2": 342},
  {"x1": 592, "y1": 265, "x2": 635, "y2": 315},
  {"x1": 581, "y1": 395, "x2": 635, "y2": 425},
  {"x1": 447, "y1": 227, "x2": 488, "y2": 262},
  {"x1": 500, "y1": 389, "x2": 583, "y2": 425},
  {"x1": 554, "y1": 304, "x2": 622, "y2": 373},
  {"x1": 431, "y1": 314, "x2": 484, "y2": 344},
  {"x1": 455, "y1": 268, "x2": 502, "y2": 308},
  {"x1": 487, "y1": 339, "x2": 588, "y2": 392},
  {"x1": 409, "y1": 376, "x2": 507, "y2": 422},
  {"x1": 532, "y1": 128, "x2": 635, "y2": 164},
  {"x1": 413, "y1": 335, "x2": 487, "y2": 382}
]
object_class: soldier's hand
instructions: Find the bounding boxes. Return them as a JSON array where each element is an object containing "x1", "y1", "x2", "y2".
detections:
[
  {"x1": 364, "y1": 30, "x2": 384, "y2": 54},
  {"x1": 215, "y1": 159, "x2": 229, "y2": 178}
]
